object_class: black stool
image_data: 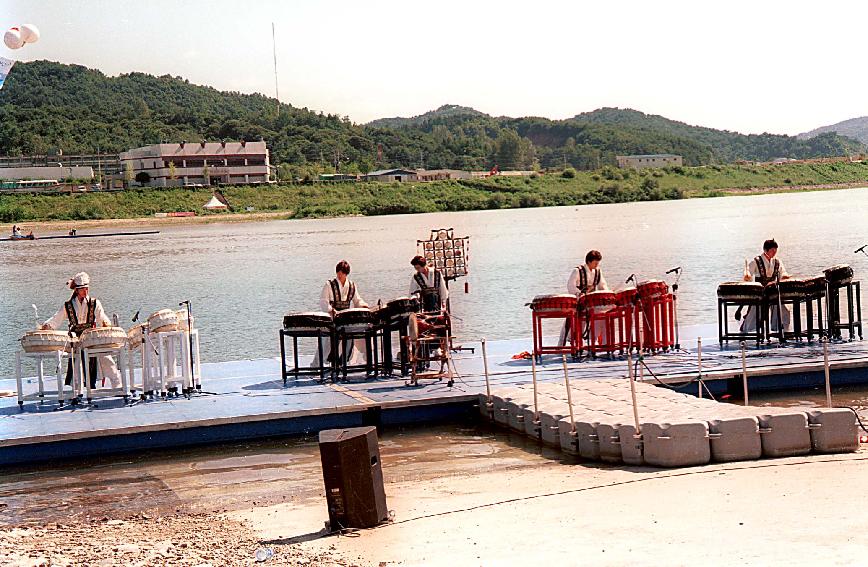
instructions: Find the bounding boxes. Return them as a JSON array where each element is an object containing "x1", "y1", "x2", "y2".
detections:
[
  {"x1": 717, "y1": 283, "x2": 765, "y2": 347},
  {"x1": 333, "y1": 309, "x2": 378, "y2": 381},
  {"x1": 828, "y1": 280, "x2": 863, "y2": 341},
  {"x1": 280, "y1": 312, "x2": 334, "y2": 384}
]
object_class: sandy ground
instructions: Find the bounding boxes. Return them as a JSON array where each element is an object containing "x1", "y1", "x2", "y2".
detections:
[
  {"x1": 2, "y1": 429, "x2": 867, "y2": 566},
  {"x1": 234, "y1": 451, "x2": 868, "y2": 567},
  {"x1": 0, "y1": 211, "x2": 290, "y2": 234}
]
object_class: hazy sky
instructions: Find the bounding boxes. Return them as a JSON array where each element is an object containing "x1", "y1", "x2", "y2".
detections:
[{"x1": 2, "y1": 0, "x2": 866, "y2": 135}]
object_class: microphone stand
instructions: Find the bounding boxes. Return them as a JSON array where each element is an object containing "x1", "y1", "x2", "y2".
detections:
[
  {"x1": 179, "y1": 300, "x2": 196, "y2": 396},
  {"x1": 668, "y1": 268, "x2": 683, "y2": 350}
]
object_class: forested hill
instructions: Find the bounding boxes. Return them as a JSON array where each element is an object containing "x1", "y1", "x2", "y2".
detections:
[
  {"x1": 0, "y1": 60, "x2": 862, "y2": 176},
  {"x1": 799, "y1": 116, "x2": 868, "y2": 145}
]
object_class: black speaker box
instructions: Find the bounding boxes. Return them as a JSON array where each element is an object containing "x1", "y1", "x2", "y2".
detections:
[{"x1": 318, "y1": 426, "x2": 388, "y2": 530}]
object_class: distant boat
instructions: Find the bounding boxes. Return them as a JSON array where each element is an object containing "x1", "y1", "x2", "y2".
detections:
[{"x1": 1, "y1": 230, "x2": 160, "y2": 242}]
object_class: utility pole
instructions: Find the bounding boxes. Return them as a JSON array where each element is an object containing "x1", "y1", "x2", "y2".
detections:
[{"x1": 272, "y1": 22, "x2": 280, "y2": 116}]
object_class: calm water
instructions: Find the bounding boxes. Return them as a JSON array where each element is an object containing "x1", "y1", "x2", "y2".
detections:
[{"x1": 2, "y1": 187, "x2": 868, "y2": 378}]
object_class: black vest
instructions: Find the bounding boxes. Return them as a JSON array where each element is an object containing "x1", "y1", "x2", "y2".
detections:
[
  {"x1": 64, "y1": 295, "x2": 96, "y2": 336},
  {"x1": 576, "y1": 265, "x2": 601, "y2": 294},
  {"x1": 414, "y1": 270, "x2": 442, "y2": 312},
  {"x1": 754, "y1": 255, "x2": 780, "y2": 286},
  {"x1": 329, "y1": 278, "x2": 356, "y2": 311}
]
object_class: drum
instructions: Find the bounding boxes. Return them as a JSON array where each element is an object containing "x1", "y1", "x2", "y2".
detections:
[
  {"x1": 580, "y1": 291, "x2": 616, "y2": 313},
  {"x1": 283, "y1": 311, "x2": 333, "y2": 330},
  {"x1": 175, "y1": 309, "x2": 193, "y2": 331},
  {"x1": 614, "y1": 288, "x2": 638, "y2": 307},
  {"x1": 148, "y1": 309, "x2": 179, "y2": 333},
  {"x1": 408, "y1": 312, "x2": 450, "y2": 341},
  {"x1": 79, "y1": 327, "x2": 128, "y2": 350},
  {"x1": 530, "y1": 294, "x2": 577, "y2": 312},
  {"x1": 333, "y1": 308, "x2": 374, "y2": 332},
  {"x1": 637, "y1": 280, "x2": 668, "y2": 300},
  {"x1": 386, "y1": 296, "x2": 421, "y2": 319},
  {"x1": 127, "y1": 323, "x2": 147, "y2": 350},
  {"x1": 802, "y1": 276, "x2": 827, "y2": 297},
  {"x1": 717, "y1": 282, "x2": 763, "y2": 301},
  {"x1": 824, "y1": 264, "x2": 854, "y2": 286},
  {"x1": 765, "y1": 279, "x2": 808, "y2": 301},
  {"x1": 20, "y1": 330, "x2": 76, "y2": 353}
]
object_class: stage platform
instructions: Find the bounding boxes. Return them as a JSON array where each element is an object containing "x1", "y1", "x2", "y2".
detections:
[{"x1": 1, "y1": 325, "x2": 867, "y2": 466}]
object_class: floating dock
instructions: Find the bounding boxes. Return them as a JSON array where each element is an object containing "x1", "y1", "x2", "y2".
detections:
[
  {"x1": 1, "y1": 325, "x2": 867, "y2": 467},
  {"x1": 481, "y1": 380, "x2": 858, "y2": 468}
]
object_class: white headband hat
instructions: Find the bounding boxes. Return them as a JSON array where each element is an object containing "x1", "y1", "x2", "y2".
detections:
[{"x1": 67, "y1": 272, "x2": 90, "y2": 289}]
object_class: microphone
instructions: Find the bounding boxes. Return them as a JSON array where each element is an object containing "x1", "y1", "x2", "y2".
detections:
[
  {"x1": 625, "y1": 274, "x2": 636, "y2": 285},
  {"x1": 131, "y1": 310, "x2": 140, "y2": 323},
  {"x1": 855, "y1": 244, "x2": 867, "y2": 254},
  {"x1": 179, "y1": 300, "x2": 189, "y2": 307},
  {"x1": 666, "y1": 267, "x2": 681, "y2": 275}
]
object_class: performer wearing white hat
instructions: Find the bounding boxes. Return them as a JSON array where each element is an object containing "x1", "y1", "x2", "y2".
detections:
[
  {"x1": 42, "y1": 272, "x2": 122, "y2": 389},
  {"x1": 311, "y1": 261, "x2": 369, "y2": 368}
]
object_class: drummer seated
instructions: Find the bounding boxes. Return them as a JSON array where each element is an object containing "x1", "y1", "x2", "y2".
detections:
[{"x1": 42, "y1": 272, "x2": 123, "y2": 389}]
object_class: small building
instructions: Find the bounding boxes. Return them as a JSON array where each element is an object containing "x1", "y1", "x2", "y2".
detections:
[
  {"x1": 119, "y1": 141, "x2": 271, "y2": 187},
  {"x1": 416, "y1": 169, "x2": 472, "y2": 181},
  {"x1": 363, "y1": 168, "x2": 418, "y2": 182},
  {"x1": 616, "y1": 154, "x2": 683, "y2": 169}
]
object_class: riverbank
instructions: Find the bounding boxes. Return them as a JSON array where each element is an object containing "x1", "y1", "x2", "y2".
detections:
[{"x1": 1, "y1": 161, "x2": 867, "y2": 226}]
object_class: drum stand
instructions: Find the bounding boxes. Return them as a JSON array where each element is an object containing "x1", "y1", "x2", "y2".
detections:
[
  {"x1": 81, "y1": 344, "x2": 131, "y2": 405},
  {"x1": 405, "y1": 313, "x2": 454, "y2": 387},
  {"x1": 15, "y1": 348, "x2": 76, "y2": 408}
]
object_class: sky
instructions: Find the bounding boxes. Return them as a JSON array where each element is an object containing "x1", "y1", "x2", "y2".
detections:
[{"x1": 2, "y1": 0, "x2": 866, "y2": 135}]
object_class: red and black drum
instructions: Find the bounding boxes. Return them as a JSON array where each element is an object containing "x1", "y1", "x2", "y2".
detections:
[
  {"x1": 614, "y1": 287, "x2": 638, "y2": 308},
  {"x1": 579, "y1": 290, "x2": 616, "y2": 314},
  {"x1": 637, "y1": 280, "x2": 668, "y2": 301},
  {"x1": 530, "y1": 294, "x2": 578, "y2": 312}
]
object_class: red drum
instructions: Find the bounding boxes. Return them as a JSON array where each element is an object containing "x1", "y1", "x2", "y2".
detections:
[
  {"x1": 530, "y1": 294, "x2": 578, "y2": 312},
  {"x1": 637, "y1": 280, "x2": 668, "y2": 300},
  {"x1": 580, "y1": 291, "x2": 616, "y2": 313},
  {"x1": 614, "y1": 287, "x2": 638, "y2": 307}
]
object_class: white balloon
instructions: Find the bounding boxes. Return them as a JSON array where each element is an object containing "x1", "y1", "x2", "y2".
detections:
[
  {"x1": 19, "y1": 24, "x2": 39, "y2": 44},
  {"x1": 4, "y1": 28, "x2": 24, "y2": 50}
]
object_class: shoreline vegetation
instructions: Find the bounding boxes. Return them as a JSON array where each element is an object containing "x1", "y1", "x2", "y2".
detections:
[{"x1": 2, "y1": 161, "x2": 868, "y2": 228}]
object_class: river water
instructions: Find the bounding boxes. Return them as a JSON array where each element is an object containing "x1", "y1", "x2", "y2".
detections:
[{"x1": 2, "y1": 188, "x2": 868, "y2": 378}]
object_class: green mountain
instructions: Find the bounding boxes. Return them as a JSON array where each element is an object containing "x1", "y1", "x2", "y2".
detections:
[
  {"x1": 0, "y1": 61, "x2": 862, "y2": 177},
  {"x1": 799, "y1": 116, "x2": 868, "y2": 145},
  {"x1": 367, "y1": 104, "x2": 486, "y2": 129}
]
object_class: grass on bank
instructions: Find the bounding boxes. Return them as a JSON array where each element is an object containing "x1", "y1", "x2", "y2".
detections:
[{"x1": 1, "y1": 161, "x2": 868, "y2": 223}]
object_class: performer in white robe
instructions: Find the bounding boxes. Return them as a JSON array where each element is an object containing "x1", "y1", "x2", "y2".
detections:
[
  {"x1": 42, "y1": 272, "x2": 122, "y2": 389},
  {"x1": 740, "y1": 239, "x2": 791, "y2": 333},
  {"x1": 312, "y1": 261, "x2": 369, "y2": 368},
  {"x1": 560, "y1": 250, "x2": 609, "y2": 346}
]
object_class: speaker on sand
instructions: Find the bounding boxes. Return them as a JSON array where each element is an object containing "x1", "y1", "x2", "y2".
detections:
[{"x1": 318, "y1": 426, "x2": 388, "y2": 530}]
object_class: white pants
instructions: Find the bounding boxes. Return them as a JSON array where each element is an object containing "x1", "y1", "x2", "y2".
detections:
[
  {"x1": 94, "y1": 354, "x2": 122, "y2": 388},
  {"x1": 741, "y1": 304, "x2": 791, "y2": 333},
  {"x1": 310, "y1": 337, "x2": 367, "y2": 368}
]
